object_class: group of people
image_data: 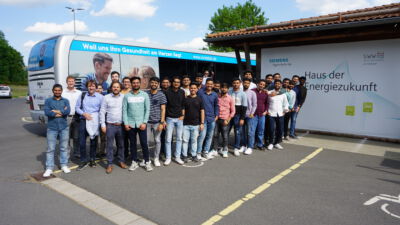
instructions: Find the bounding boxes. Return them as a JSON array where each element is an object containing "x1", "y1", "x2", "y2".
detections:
[{"x1": 42, "y1": 70, "x2": 307, "y2": 177}]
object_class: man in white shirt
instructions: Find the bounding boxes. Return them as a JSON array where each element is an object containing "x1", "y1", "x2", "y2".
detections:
[
  {"x1": 62, "y1": 76, "x2": 82, "y2": 158},
  {"x1": 267, "y1": 80, "x2": 289, "y2": 150},
  {"x1": 100, "y1": 81, "x2": 128, "y2": 174}
]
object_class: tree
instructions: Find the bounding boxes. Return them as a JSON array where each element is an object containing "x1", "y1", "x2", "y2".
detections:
[
  {"x1": 207, "y1": 0, "x2": 268, "y2": 52},
  {"x1": 0, "y1": 31, "x2": 27, "y2": 84}
]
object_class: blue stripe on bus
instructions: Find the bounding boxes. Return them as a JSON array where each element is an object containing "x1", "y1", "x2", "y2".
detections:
[{"x1": 70, "y1": 40, "x2": 256, "y2": 66}]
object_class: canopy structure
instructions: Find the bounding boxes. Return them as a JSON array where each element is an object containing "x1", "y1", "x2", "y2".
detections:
[{"x1": 204, "y1": 3, "x2": 400, "y2": 78}]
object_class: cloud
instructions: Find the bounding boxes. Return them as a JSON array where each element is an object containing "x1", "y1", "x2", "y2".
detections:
[
  {"x1": 91, "y1": 0, "x2": 157, "y2": 20},
  {"x1": 89, "y1": 31, "x2": 118, "y2": 39},
  {"x1": 24, "y1": 20, "x2": 87, "y2": 34},
  {"x1": 23, "y1": 40, "x2": 38, "y2": 49},
  {"x1": 165, "y1": 22, "x2": 187, "y2": 31},
  {"x1": 295, "y1": 0, "x2": 399, "y2": 14},
  {"x1": 0, "y1": 0, "x2": 92, "y2": 8},
  {"x1": 121, "y1": 37, "x2": 155, "y2": 44},
  {"x1": 174, "y1": 37, "x2": 207, "y2": 50}
]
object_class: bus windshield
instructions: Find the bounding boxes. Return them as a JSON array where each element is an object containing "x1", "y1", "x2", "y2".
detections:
[{"x1": 28, "y1": 38, "x2": 57, "y2": 71}]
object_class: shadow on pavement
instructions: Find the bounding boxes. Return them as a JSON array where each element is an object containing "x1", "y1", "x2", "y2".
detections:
[
  {"x1": 377, "y1": 178, "x2": 400, "y2": 185},
  {"x1": 23, "y1": 123, "x2": 46, "y2": 137}
]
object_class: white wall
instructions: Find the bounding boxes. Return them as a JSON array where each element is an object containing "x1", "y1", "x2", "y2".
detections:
[{"x1": 261, "y1": 39, "x2": 400, "y2": 139}]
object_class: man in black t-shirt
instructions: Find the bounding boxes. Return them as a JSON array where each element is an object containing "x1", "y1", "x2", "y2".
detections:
[{"x1": 182, "y1": 82, "x2": 205, "y2": 162}]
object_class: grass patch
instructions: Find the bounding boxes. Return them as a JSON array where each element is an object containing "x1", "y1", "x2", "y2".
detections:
[{"x1": 9, "y1": 84, "x2": 28, "y2": 98}]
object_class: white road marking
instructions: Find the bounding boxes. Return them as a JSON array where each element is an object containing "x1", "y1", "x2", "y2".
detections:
[
  {"x1": 364, "y1": 193, "x2": 400, "y2": 220},
  {"x1": 21, "y1": 116, "x2": 34, "y2": 123},
  {"x1": 42, "y1": 177, "x2": 157, "y2": 225},
  {"x1": 182, "y1": 162, "x2": 204, "y2": 168}
]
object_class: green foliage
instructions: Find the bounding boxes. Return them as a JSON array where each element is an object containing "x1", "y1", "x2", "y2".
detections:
[
  {"x1": 0, "y1": 30, "x2": 27, "y2": 85},
  {"x1": 207, "y1": 0, "x2": 268, "y2": 52}
]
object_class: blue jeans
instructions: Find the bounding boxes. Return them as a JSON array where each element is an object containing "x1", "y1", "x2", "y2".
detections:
[
  {"x1": 46, "y1": 128, "x2": 69, "y2": 170},
  {"x1": 128, "y1": 128, "x2": 149, "y2": 162},
  {"x1": 254, "y1": 115, "x2": 265, "y2": 148},
  {"x1": 290, "y1": 110, "x2": 298, "y2": 136},
  {"x1": 106, "y1": 124, "x2": 125, "y2": 165},
  {"x1": 241, "y1": 117, "x2": 257, "y2": 148},
  {"x1": 197, "y1": 121, "x2": 216, "y2": 154},
  {"x1": 79, "y1": 119, "x2": 98, "y2": 163},
  {"x1": 183, "y1": 125, "x2": 199, "y2": 157},
  {"x1": 165, "y1": 117, "x2": 183, "y2": 159},
  {"x1": 229, "y1": 114, "x2": 243, "y2": 149},
  {"x1": 268, "y1": 116, "x2": 284, "y2": 145}
]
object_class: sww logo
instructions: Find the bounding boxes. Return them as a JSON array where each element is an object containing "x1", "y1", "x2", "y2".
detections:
[{"x1": 363, "y1": 51, "x2": 384, "y2": 65}]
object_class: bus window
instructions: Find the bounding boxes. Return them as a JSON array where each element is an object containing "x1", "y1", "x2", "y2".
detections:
[{"x1": 28, "y1": 38, "x2": 57, "y2": 71}]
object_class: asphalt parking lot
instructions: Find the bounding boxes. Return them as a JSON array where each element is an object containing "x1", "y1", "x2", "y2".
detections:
[{"x1": 1, "y1": 98, "x2": 399, "y2": 225}]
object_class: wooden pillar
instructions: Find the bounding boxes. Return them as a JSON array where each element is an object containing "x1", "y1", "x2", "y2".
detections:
[
  {"x1": 244, "y1": 42, "x2": 251, "y2": 72},
  {"x1": 256, "y1": 48, "x2": 261, "y2": 80},
  {"x1": 234, "y1": 48, "x2": 243, "y2": 77}
]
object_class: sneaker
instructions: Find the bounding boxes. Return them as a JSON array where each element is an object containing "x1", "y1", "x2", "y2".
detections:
[
  {"x1": 213, "y1": 150, "x2": 219, "y2": 157},
  {"x1": 129, "y1": 161, "x2": 139, "y2": 171},
  {"x1": 139, "y1": 160, "x2": 146, "y2": 167},
  {"x1": 154, "y1": 158, "x2": 161, "y2": 167},
  {"x1": 77, "y1": 162, "x2": 89, "y2": 171},
  {"x1": 61, "y1": 166, "x2": 71, "y2": 174},
  {"x1": 283, "y1": 136, "x2": 289, "y2": 141},
  {"x1": 197, "y1": 154, "x2": 207, "y2": 161},
  {"x1": 164, "y1": 158, "x2": 171, "y2": 166},
  {"x1": 183, "y1": 157, "x2": 191, "y2": 163},
  {"x1": 244, "y1": 148, "x2": 253, "y2": 155},
  {"x1": 222, "y1": 151, "x2": 228, "y2": 158},
  {"x1": 205, "y1": 152, "x2": 214, "y2": 160},
  {"x1": 267, "y1": 144, "x2": 273, "y2": 151},
  {"x1": 175, "y1": 157, "x2": 184, "y2": 165},
  {"x1": 239, "y1": 146, "x2": 246, "y2": 153},
  {"x1": 256, "y1": 146, "x2": 265, "y2": 151},
  {"x1": 289, "y1": 135, "x2": 299, "y2": 139},
  {"x1": 89, "y1": 160, "x2": 97, "y2": 168},
  {"x1": 217, "y1": 148, "x2": 223, "y2": 155},
  {"x1": 274, "y1": 144, "x2": 284, "y2": 150},
  {"x1": 43, "y1": 169, "x2": 53, "y2": 177},
  {"x1": 234, "y1": 148, "x2": 240, "y2": 156},
  {"x1": 192, "y1": 156, "x2": 199, "y2": 162},
  {"x1": 145, "y1": 161, "x2": 153, "y2": 172}
]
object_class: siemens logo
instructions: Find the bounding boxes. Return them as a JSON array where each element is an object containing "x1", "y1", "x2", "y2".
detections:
[{"x1": 269, "y1": 58, "x2": 289, "y2": 63}]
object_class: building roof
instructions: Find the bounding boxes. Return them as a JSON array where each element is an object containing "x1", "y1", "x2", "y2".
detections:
[{"x1": 205, "y1": 3, "x2": 400, "y2": 41}]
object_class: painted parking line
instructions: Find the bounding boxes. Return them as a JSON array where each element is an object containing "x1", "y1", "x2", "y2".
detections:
[
  {"x1": 41, "y1": 177, "x2": 157, "y2": 225},
  {"x1": 201, "y1": 147, "x2": 324, "y2": 225}
]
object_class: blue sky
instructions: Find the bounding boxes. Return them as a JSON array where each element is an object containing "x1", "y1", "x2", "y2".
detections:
[{"x1": 0, "y1": 0, "x2": 398, "y2": 64}]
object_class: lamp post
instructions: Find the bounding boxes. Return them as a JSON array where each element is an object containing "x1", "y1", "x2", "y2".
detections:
[{"x1": 66, "y1": 7, "x2": 84, "y2": 34}]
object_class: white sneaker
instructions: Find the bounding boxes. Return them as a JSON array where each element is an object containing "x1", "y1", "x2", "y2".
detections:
[
  {"x1": 205, "y1": 152, "x2": 214, "y2": 160},
  {"x1": 129, "y1": 161, "x2": 139, "y2": 171},
  {"x1": 244, "y1": 148, "x2": 253, "y2": 155},
  {"x1": 175, "y1": 157, "x2": 184, "y2": 165},
  {"x1": 61, "y1": 166, "x2": 71, "y2": 174},
  {"x1": 267, "y1": 144, "x2": 273, "y2": 151},
  {"x1": 139, "y1": 160, "x2": 146, "y2": 167},
  {"x1": 222, "y1": 151, "x2": 228, "y2": 158},
  {"x1": 211, "y1": 149, "x2": 218, "y2": 157},
  {"x1": 154, "y1": 158, "x2": 161, "y2": 167},
  {"x1": 145, "y1": 161, "x2": 153, "y2": 172},
  {"x1": 239, "y1": 146, "x2": 246, "y2": 153},
  {"x1": 43, "y1": 169, "x2": 53, "y2": 177},
  {"x1": 197, "y1": 154, "x2": 207, "y2": 161},
  {"x1": 274, "y1": 144, "x2": 284, "y2": 150},
  {"x1": 234, "y1": 148, "x2": 240, "y2": 156},
  {"x1": 164, "y1": 158, "x2": 171, "y2": 166}
]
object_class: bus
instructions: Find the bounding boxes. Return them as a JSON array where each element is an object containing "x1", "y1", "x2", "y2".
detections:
[{"x1": 27, "y1": 34, "x2": 256, "y2": 123}]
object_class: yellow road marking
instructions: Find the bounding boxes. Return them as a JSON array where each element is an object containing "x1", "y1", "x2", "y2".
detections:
[{"x1": 201, "y1": 147, "x2": 324, "y2": 225}]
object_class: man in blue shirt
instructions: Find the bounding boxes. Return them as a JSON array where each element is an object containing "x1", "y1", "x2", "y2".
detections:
[
  {"x1": 197, "y1": 78, "x2": 219, "y2": 160},
  {"x1": 43, "y1": 84, "x2": 71, "y2": 177},
  {"x1": 81, "y1": 53, "x2": 113, "y2": 94},
  {"x1": 76, "y1": 80, "x2": 104, "y2": 170}
]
